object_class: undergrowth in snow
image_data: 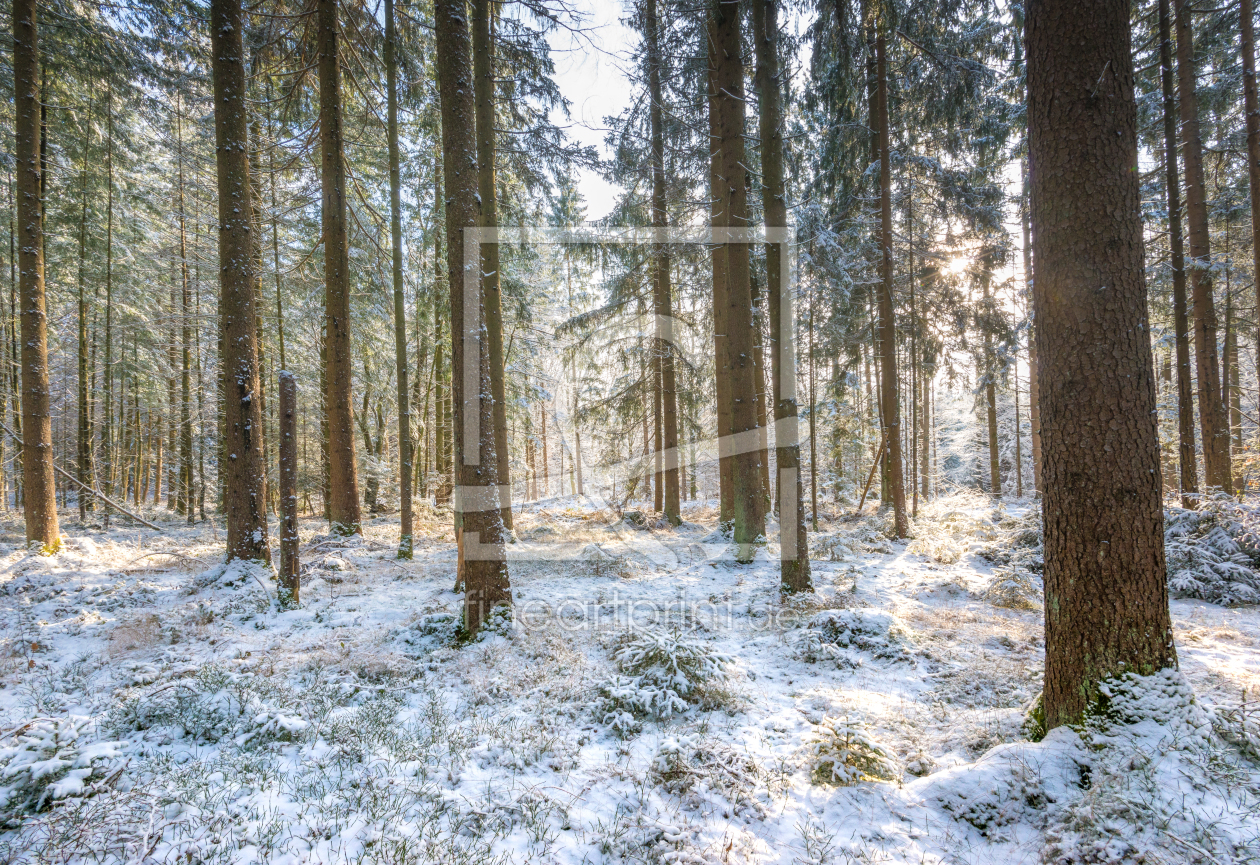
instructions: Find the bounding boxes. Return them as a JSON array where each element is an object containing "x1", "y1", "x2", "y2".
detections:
[
  {"x1": 0, "y1": 492, "x2": 1255, "y2": 863},
  {"x1": 1166, "y1": 494, "x2": 1260, "y2": 606}
]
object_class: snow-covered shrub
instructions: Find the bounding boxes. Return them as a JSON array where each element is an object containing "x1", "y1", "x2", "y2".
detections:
[
  {"x1": 1165, "y1": 494, "x2": 1260, "y2": 606},
  {"x1": 651, "y1": 733, "x2": 765, "y2": 817},
  {"x1": 908, "y1": 508, "x2": 996, "y2": 564},
  {"x1": 806, "y1": 717, "x2": 899, "y2": 785},
  {"x1": 805, "y1": 608, "x2": 910, "y2": 662},
  {"x1": 597, "y1": 629, "x2": 733, "y2": 728},
  {"x1": 789, "y1": 628, "x2": 844, "y2": 665},
  {"x1": 0, "y1": 717, "x2": 124, "y2": 823},
  {"x1": 1213, "y1": 690, "x2": 1260, "y2": 762},
  {"x1": 981, "y1": 570, "x2": 1043, "y2": 611},
  {"x1": 973, "y1": 507, "x2": 1043, "y2": 575},
  {"x1": 109, "y1": 664, "x2": 308, "y2": 746}
]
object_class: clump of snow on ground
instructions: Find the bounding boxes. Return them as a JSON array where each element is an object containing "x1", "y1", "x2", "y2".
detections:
[{"x1": 0, "y1": 493, "x2": 1256, "y2": 863}]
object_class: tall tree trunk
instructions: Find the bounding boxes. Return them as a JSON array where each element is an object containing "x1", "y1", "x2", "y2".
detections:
[
  {"x1": 874, "y1": 32, "x2": 908, "y2": 536},
  {"x1": 753, "y1": 0, "x2": 810, "y2": 590},
  {"x1": 1175, "y1": 0, "x2": 1232, "y2": 492},
  {"x1": 14, "y1": 0, "x2": 58, "y2": 550},
  {"x1": 176, "y1": 98, "x2": 194, "y2": 520},
  {"x1": 1026, "y1": 0, "x2": 1176, "y2": 731},
  {"x1": 318, "y1": 0, "x2": 362, "y2": 534},
  {"x1": 709, "y1": 0, "x2": 765, "y2": 560},
  {"x1": 385, "y1": 0, "x2": 413, "y2": 558},
  {"x1": 473, "y1": 0, "x2": 513, "y2": 534},
  {"x1": 435, "y1": 0, "x2": 510, "y2": 634},
  {"x1": 102, "y1": 91, "x2": 114, "y2": 517},
  {"x1": 1021, "y1": 161, "x2": 1042, "y2": 495},
  {"x1": 1159, "y1": 0, "x2": 1197, "y2": 507},
  {"x1": 1242, "y1": 0, "x2": 1260, "y2": 410},
  {"x1": 279, "y1": 371, "x2": 299, "y2": 606},
  {"x1": 645, "y1": 0, "x2": 678, "y2": 523},
  {"x1": 709, "y1": 28, "x2": 734, "y2": 529},
  {"x1": 983, "y1": 271, "x2": 1002, "y2": 497},
  {"x1": 76, "y1": 96, "x2": 93, "y2": 521},
  {"x1": 210, "y1": 0, "x2": 271, "y2": 563}
]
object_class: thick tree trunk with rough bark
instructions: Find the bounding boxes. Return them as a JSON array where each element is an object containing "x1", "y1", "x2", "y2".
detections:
[
  {"x1": 385, "y1": 0, "x2": 413, "y2": 558},
  {"x1": 645, "y1": 0, "x2": 680, "y2": 525},
  {"x1": 1026, "y1": 0, "x2": 1176, "y2": 730},
  {"x1": 318, "y1": 0, "x2": 362, "y2": 534},
  {"x1": 436, "y1": 0, "x2": 510, "y2": 634},
  {"x1": 1174, "y1": 0, "x2": 1232, "y2": 492},
  {"x1": 210, "y1": 0, "x2": 271, "y2": 563},
  {"x1": 709, "y1": 0, "x2": 765, "y2": 559},
  {"x1": 13, "y1": 0, "x2": 58, "y2": 551},
  {"x1": 874, "y1": 33, "x2": 907, "y2": 537},
  {"x1": 473, "y1": 0, "x2": 513, "y2": 534},
  {"x1": 753, "y1": 0, "x2": 810, "y2": 591}
]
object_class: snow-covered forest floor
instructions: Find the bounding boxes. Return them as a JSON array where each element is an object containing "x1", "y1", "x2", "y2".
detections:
[{"x1": 1, "y1": 492, "x2": 1259, "y2": 864}]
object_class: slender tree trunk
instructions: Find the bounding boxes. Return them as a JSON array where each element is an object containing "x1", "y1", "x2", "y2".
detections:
[
  {"x1": 1241, "y1": 0, "x2": 1260, "y2": 408},
  {"x1": 754, "y1": 0, "x2": 810, "y2": 589},
  {"x1": 1026, "y1": 0, "x2": 1176, "y2": 730},
  {"x1": 708, "y1": 26, "x2": 734, "y2": 529},
  {"x1": 279, "y1": 371, "x2": 299, "y2": 606},
  {"x1": 102, "y1": 92, "x2": 114, "y2": 517},
  {"x1": 920, "y1": 357, "x2": 930, "y2": 499},
  {"x1": 874, "y1": 32, "x2": 908, "y2": 536},
  {"x1": 1014, "y1": 371, "x2": 1023, "y2": 497},
  {"x1": 13, "y1": 0, "x2": 58, "y2": 551},
  {"x1": 809, "y1": 286, "x2": 818, "y2": 527},
  {"x1": 983, "y1": 272, "x2": 1002, "y2": 497},
  {"x1": 908, "y1": 176, "x2": 919, "y2": 516},
  {"x1": 76, "y1": 97, "x2": 93, "y2": 521},
  {"x1": 210, "y1": 0, "x2": 271, "y2": 562},
  {"x1": 317, "y1": 0, "x2": 362, "y2": 533},
  {"x1": 709, "y1": 0, "x2": 764, "y2": 559},
  {"x1": 1158, "y1": 0, "x2": 1198, "y2": 506},
  {"x1": 1175, "y1": 0, "x2": 1232, "y2": 492},
  {"x1": 436, "y1": 0, "x2": 510, "y2": 634},
  {"x1": 473, "y1": 0, "x2": 513, "y2": 534},
  {"x1": 1021, "y1": 161, "x2": 1042, "y2": 495},
  {"x1": 385, "y1": 0, "x2": 413, "y2": 558}
]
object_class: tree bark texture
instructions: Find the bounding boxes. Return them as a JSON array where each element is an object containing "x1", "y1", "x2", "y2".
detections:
[
  {"x1": 1159, "y1": 0, "x2": 1198, "y2": 506},
  {"x1": 753, "y1": 0, "x2": 810, "y2": 591},
  {"x1": 473, "y1": 0, "x2": 513, "y2": 533},
  {"x1": 1174, "y1": 0, "x2": 1232, "y2": 492},
  {"x1": 279, "y1": 371, "x2": 299, "y2": 606},
  {"x1": 13, "y1": 0, "x2": 59, "y2": 551},
  {"x1": 646, "y1": 0, "x2": 681, "y2": 525},
  {"x1": 1241, "y1": 0, "x2": 1260, "y2": 414},
  {"x1": 210, "y1": 0, "x2": 271, "y2": 562},
  {"x1": 436, "y1": 0, "x2": 510, "y2": 634},
  {"x1": 1021, "y1": 162, "x2": 1042, "y2": 495},
  {"x1": 318, "y1": 0, "x2": 363, "y2": 534},
  {"x1": 1026, "y1": 0, "x2": 1177, "y2": 730},
  {"x1": 386, "y1": 0, "x2": 413, "y2": 558},
  {"x1": 874, "y1": 33, "x2": 908, "y2": 537},
  {"x1": 709, "y1": 0, "x2": 765, "y2": 558}
]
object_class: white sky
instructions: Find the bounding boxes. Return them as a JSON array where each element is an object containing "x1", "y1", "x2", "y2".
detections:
[{"x1": 547, "y1": 0, "x2": 636, "y2": 221}]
